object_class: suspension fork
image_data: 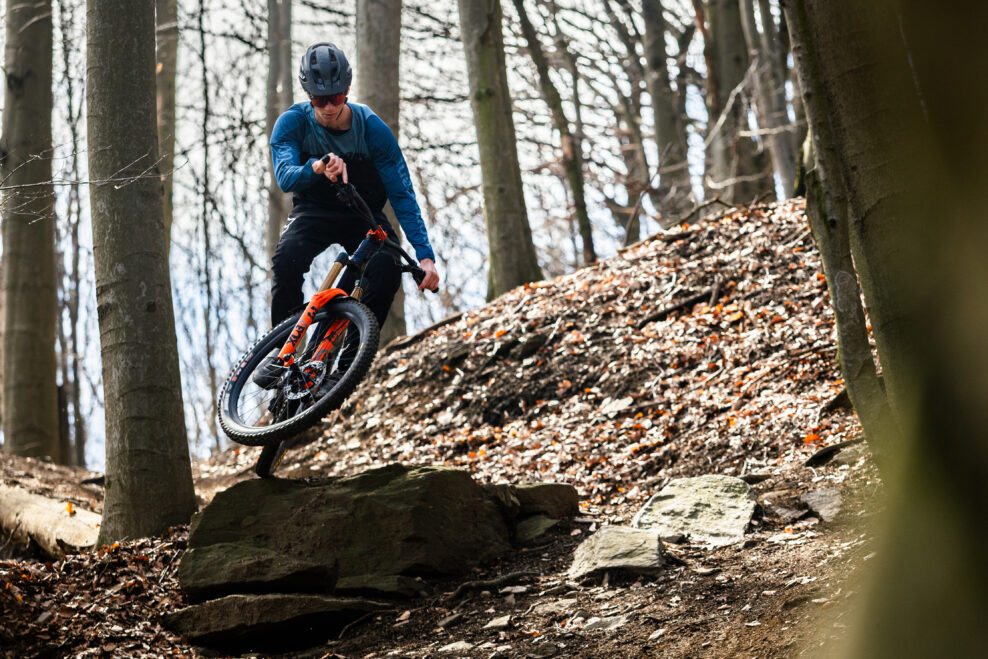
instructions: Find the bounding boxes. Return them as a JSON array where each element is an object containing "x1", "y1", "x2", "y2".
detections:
[{"x1": 277, "y1": 226, "x2": 387, "y2": 373}]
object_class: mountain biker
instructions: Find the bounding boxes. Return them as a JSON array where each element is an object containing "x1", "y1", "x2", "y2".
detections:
[{"x1": 268, "y1": 42, "x2": 439, "y2": 333}]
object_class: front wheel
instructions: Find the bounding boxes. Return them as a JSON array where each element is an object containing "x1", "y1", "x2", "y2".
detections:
[{"x1": 218, "y1": 298, "x2": 380, "y2": 446}]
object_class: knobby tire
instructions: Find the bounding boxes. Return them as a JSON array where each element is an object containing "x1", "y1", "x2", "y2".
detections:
[{"x1": 217, "y1": 298, "x2": 379, "y2": 447}]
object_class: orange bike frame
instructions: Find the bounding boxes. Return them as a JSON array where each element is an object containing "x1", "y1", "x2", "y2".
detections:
[
  {"x1": 274, "y1": 227, "x2": 389, "y2": 373},
  {"x1": 277, "y1": 288, "x2": 348, "y2": 369}
]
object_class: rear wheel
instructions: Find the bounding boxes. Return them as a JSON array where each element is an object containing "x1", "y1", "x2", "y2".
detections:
[
  {"x1": 218, "y1": 298, "x2": 379, "y2": 446},
  {"x1": 255, "y1": 439, "x2": 292, "y2": 478}
]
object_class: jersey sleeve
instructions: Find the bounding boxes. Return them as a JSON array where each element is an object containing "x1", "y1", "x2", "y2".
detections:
[
  {"x1": 366, "y1": 114, "x2": 436, "y2": 262},
  {"x1": 270, "y1": 108, "x2": 319, "y2": 193}
]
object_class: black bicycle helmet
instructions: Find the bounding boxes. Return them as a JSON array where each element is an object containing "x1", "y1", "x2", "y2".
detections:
[{"x1": 299, "y1": 43, "x2": 352, "y2": 96}]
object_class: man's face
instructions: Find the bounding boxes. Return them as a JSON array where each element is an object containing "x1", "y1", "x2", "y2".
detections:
[{"x1": 310, "y1": 91, "x2": 347, "y2": 122}]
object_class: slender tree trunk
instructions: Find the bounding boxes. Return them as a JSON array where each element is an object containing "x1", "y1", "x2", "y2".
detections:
[
  {"x1": 641, "y1": 0, "x2": 693, "y2": 217},
  {"x1": 785, "y1": 0, "x2": 922, "y2": 423},
  {"x1": 198, "y1": 0, "x2": 220, "y2": 451},
  {"x1": 58, "y1": 0, "x2": 87, "y2": 467},
  {"x1": 265, "y1": 0, "x2": 293, "y2": 264},
  {"x1": 802, "y1": 134, "x2": 895, "y2": 464},
  {"x1": 511, "y1": 0, "x2": 595, "y2": 265},
  {"x1": 356, "y1": 0, "x2": 408, "y2": 344},
  {"x1": 156, "y1": 0, "x2": 179, "y2": 240},
  {"x1": 740, "y1": 0, "x2": 797, "y2": 195},
  {"x1": 86, "y1": 0, "x2": 197, "y2": 541},
  {"x1": 602, "y1": 0, "x2": 648, "y2": 241},
  {"x1": 457, "y1": 0, "x2": 543, "y2": 298},
  {"x1": 0, "y1": 0, "x2": 61, "y2": 461},
  {"x1": 702, "y1": 0, "x2": 771, "y2": 203}
]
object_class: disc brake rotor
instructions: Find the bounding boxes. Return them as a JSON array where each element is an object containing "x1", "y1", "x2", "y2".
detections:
[{"x1": 284, "y1": 360, "x2": 327, "y2": 400}]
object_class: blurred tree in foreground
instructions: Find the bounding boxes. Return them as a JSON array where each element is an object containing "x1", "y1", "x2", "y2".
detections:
[{"x1": 785, "y1": 0, "x2": 988, "y2": 654}]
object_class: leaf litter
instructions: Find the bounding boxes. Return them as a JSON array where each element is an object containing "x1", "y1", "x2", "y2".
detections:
[{"x1": 3, "y1": 201, "x2": 886, "y2": 657}]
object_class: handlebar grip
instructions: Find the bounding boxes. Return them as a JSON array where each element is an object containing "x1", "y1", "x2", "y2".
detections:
[{"x1": 403, "y1": 265, "x2": 438, "y2": 294}]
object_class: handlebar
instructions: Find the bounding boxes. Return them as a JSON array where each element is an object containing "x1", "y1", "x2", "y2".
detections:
[{"x1": 320, "y1": 167, "x2": 437, "y2": 293}]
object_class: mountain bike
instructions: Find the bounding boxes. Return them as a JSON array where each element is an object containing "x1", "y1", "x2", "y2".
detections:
[{"x1": 217, "y1": 175, "x2": 432, "y2": 477}]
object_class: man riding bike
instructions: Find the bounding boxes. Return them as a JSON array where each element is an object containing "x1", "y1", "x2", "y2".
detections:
[{"x1": 256, "y1": 42, "x2": 439, "y2": 386}]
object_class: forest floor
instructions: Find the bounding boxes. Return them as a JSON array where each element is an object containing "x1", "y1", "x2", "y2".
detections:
[{"x1": 1, "y1": 200, "x2": 887, "y2": 658}]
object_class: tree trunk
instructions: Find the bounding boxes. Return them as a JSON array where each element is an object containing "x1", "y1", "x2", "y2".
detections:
[
  {"x1": 786, "y1": 0, "x2": 988, "y2": 654},
  {"x1": 198, "y1": 0, "x2": 220, "y2": 451},
  {"x1": 801, "y1": 134, "x2": 896, "y2": 464},
  {"x1": 641, "y1": 0, "x2": 693, "y2": 217},
  {"x1": 357, "y1": 0, "x2": 408, "y2": 345},
  {"x1": 739, "y1": 0, "x2": 798, "y2": 196},
  {"x1": 265, "y1": 0, "x2": 293, "y2": 264},
  {"x1": 0, "y1": 0, "x2": 61, "y2": 461},
  {"x1": 156, "y1": 0, "x2": 179, "y2": 240},
  {"x1": 602, "y1": 0, "x2": 648, "y2": 242},
  {"x1": 86, "y1": 0, "x2": 197, "y2": 541},
  {"x1": 511, "y1": 0, "x2": 595, "y2": 265},
  {"x1": 56, "y1": 0, "x2": 88, "y2": 467},
  {"x1": 457, "y1": 0, "x2": 543, "y2": 298},
  {"x1": 702, "y1": 0, "x2": 771, "y2": 203}
]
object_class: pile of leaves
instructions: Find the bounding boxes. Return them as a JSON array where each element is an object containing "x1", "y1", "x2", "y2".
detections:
[
  {"x1": 0, "y1": 528, "x2": 190, "y2": 656},
  {"x1": 202, "y1": 199, "x2": 857, "y2": 511}
]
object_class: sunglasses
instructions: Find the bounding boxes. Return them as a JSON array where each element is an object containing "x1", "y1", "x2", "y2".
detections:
[{"x1": 310, "y1": 93, "x2": 347, "y2": 108}]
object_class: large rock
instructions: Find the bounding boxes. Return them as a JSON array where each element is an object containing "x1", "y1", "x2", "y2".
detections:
[
  {"x1": 180, "y1": 465, "x2": 512, "y2": 600},
  {"x1": 177, "y1": 543, "x2": 337, "y2": 603},
  {"x1": 632, "y1": 475, "x2": 756, "y2": 546},
  {"x1": 513, "y1": 483, "x2": 580, "y2": 518},
  {"x1": 568, "y1": 526, "x2": 666, "y2": 580},
  {"x1": 162, "y1": 593, "x2": 389, "y2": 653},
  {"x1": 801, "y1": 488, "x2": 842, "y2": 522}
]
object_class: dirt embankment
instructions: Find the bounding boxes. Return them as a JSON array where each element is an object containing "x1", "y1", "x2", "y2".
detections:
[{"x1": 2, "y1": 201, "x2": 884, "y2": 657}]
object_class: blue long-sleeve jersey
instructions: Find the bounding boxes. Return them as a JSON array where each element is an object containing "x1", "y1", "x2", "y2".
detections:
[{"x1": 270, "y1": 101, "x2": 435, "y2": 263}]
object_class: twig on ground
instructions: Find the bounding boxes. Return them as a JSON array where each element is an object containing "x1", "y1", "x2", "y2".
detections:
[
  {"x1": 337, "y1": 609, "x2": 397, "y2": 640},
  {"x1": 637, "y1": 289, "x2": 713, "y2": 328},
  {"x1": 384, "y1": 312, "x2": 465, "y2": 354},
  {"x1": 445, "y1": 570, "x2": 539, "y2": 602}
]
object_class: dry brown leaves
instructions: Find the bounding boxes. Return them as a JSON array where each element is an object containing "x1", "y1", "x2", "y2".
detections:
[
  {"x1": 0, "y1": 527, "x2": 191, "y2": 657},
  {"x1": 208, "y1": 200, "x2": 857, "y2": 513}
]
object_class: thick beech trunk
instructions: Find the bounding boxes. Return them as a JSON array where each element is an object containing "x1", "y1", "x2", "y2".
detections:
[
  {"x1": 0, "y1": 0, "x2": 61, "y2": 461},
  {"x1": 87, "y1": 0, "x2": 197, "y2": 541},
  {"x1": 511, "y1": 0, "x2": 595, "y2": 265},
  {"x1": 457, "y1": 0, "x2": 543, "y2": 298},
  {"x1": 357, "y1": 0, "x2": 407, "y2": 344},
  {"x1": 265, "y1": 0, "x2": 294, "y2": 263}
]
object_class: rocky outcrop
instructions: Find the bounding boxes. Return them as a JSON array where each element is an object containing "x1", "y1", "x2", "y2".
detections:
[
  {"x1": 162, "y1": 593, "x2": 390, "y2": 653},
  {"x1": 181, "y1": 465, "x2": 513, "y2": 598},
  {"x1": 168, "y1": 465, "x2": 580, "y2": 651},
  {"x1": 177, "y1": 543, "x2": 337, "y2": 603}
]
